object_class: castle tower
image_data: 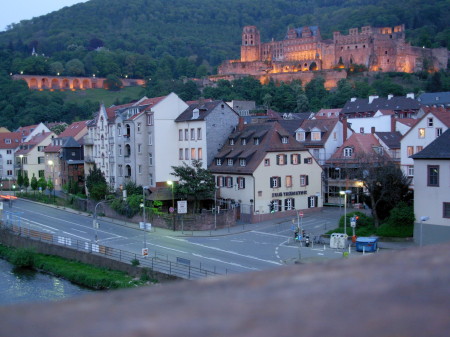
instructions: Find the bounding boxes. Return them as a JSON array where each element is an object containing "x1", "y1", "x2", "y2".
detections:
[{"x1": 241, "y1": 26, "x2": 261, "y2": 62}]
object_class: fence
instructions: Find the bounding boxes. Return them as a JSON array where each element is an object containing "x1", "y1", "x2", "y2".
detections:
[{"x1": 1, "y1": 212, "x2": 229, "y2": 280}]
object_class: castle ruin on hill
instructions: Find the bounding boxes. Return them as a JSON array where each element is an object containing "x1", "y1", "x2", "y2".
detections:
[{"x1": 214, "y1": 24, "x2": 449, "y2": 88}]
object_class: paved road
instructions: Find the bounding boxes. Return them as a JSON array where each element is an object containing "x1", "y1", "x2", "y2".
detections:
[{"x1": 1, "y1": 198, "x2": 413, "y2": 277}]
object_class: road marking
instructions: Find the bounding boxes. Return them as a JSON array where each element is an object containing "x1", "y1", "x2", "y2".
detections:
[
  {"x1": 62, "y1": 231, "x2": 89, "y2": 241},
  {"x1": 71, "y1": 228, "x2": 87, "y2": 234},
  {"x1": 252, "y1": 231, "x2": 289, "y2": 238},
  {"x1": 167, "y1": 236, "x2": 282, "y2": 266},
  {"x1": 152, "y1": 244, "x2": 187, "y2": 254},
  {"x1": 192, "y1": 253, "x2": 258, "y2": 270},
  {"x1": 230, "y1": 239, "x2": 244, "y2": 243}
]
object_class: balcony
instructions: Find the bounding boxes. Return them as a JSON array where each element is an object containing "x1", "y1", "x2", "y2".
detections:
[{"x1": 84, "y1": 156, "x2": 95, "y2": 163}]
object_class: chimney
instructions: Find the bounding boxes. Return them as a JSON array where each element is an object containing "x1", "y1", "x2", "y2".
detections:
[
  {"x1": 342, "y1": 118, "x2": 348, "y2": 142},
  {"x1": 406, "y1": 93, "x2": 415, "y2": 99},
  {"x1": 350, "y1": 97, "x2": 357, "y2": 102},
  {"x1": 388, "y1": 94, "x2": 393, "y2": 100},
  {"x1": 238, "y1": 117, "x2": 245, "y2": 131},
  {"x1": 371, "y1": 126, "x2": 375, "y2": 134},
  {"x1": 391, "y1": 115, "x2": 396, "y2": 132},
  {"x1": 368, "y1": 95, "x2": 379, "y2": 104}
]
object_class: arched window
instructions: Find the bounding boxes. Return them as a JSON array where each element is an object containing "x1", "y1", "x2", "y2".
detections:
[{"x1": 125, "y1": 144, "x2": 131, "y2": 157}]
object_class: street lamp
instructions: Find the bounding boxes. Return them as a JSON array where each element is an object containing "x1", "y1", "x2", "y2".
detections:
[
  {"x1": 142, "y1": 185, "x2": 149, "y2": 249},
  {"x1": 167, "y1": 180, "x2": 175, "y2": 231},
  {"x1": 48, "y1": 160, "x2": 55, "y2": 202},
  {"x1": 419, "y1": 216, "x2": 429, "y2": 247},
  {"x1": 340, "y1": 190, "x2": 351, "y2": 235}
]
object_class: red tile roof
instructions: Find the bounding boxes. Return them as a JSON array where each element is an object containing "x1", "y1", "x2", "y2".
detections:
[
  {"x1": 59, "y1": 120, "x2": 90, "y2": 139},
  {"x1": 0, "y1": 132, "x2": 22, "y2": 149},
  {"x1": 327, "y1": 133, "x2": 384, "y2": 165}
]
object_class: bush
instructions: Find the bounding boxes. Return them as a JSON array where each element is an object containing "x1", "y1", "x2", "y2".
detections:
[
  {"x1": 339, "y1": 211, "x2": 374, "y2": 228},
  {"x1": 10, "y1": 248, "x2": 36, "y2": 268},
  {"x1": 384, "y1": 202, "x2": 415, "y2": 227},
  {"x1": 131, "y1": 258, "x2": 140, "y2": 266},
  {"x1": 376, "y1": 223, "x2": 413, "y2": 237}
]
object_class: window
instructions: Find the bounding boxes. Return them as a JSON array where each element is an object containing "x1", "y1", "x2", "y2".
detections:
[
  {"x1": 179, "y1": 129, "x2": 183, "y2": 141},
  {"x1": 227, "y1": 158, "x2": 234, "y2": 166},
  {"x1": 38, "y1": 157, "x2": 45, "y2": 164},
  {"x1": 216, "y1": 158, "x2": 222, "y2": 166},
  {"x1": 148, "y1": 132, "x2": 152, "y2": 145},
  {"x1": 270, "y1": 176, "x2": 281, "y2": 188},
  {"x1": 138, "y1": 165, "x2": 142, "y2": 174},
  {"x1": 179, "y1": 149, "x2": 183, "y2": 160},
  {"x1": 118, "y1": 165, "x2": 123, "y2": 177},
  {"x1": 239, "y1": 158, "x2": 246, "y2": 166},
  {"x1": 149, "y1": 173, "x2": 153, "y2": 185},
  {"x1": 184, "y1": 129, "x2": 189, "y2": 141},
  {"x1": 226, "y1": 176, "x2": 233, "y2": 188},
  {"x1": 281, "y1": 137, "x2": 288, "y2": 144},
  {"x1": 418, "y1": 128, "x2": 425, "y2": 139},
  {"x1": 185, "y1": 148, "x2": 189, "y2": 160},
  {"x1": 284, "y1": 198, "x2": 295, "y2": 211},
  {"x1": 427, "y1": 165, "x2": 439, "y2": 186},
  {"x1": 304, "y1": 157, "x2": 312, "y2": 164},
  {"x1": 444, "y1": 203, "x2": 450, "y2": 218},
  {"x1": 7, "y1": 170, "x2": 12, "y2": 176},
  {"x1": 138, "y1": 144, "x2": 142, "y2": 153},
  {"x1": 264, "y1": 159, "x2": 270, "y2": 166},
  {"x1": 137, "y1": 123, "x2": 141, "y2": 133},
  {"x1": 416, "y1": 146, "x2": 423, "y2": 153},
  {"x1": 360, "y1": 127, "x2": 365, "y2": 134},
  {"x1": 427, "y1": 118, "x2": 433, "y2": 127},
  {"x1": 38, "y1": 146, "x2": 45, "y2": 152},
  {"x1": 7, "y1": 150, "x2": 11, "y2": 154},
  {"x1": 311, "y1": 131, "x2": 321, "y2": 140},
  {"x1": 296, "y1": 132, "x2": 305, "y2": 141},
  {"x1": 285, "y1": 175, "x2": 292, "y2": 188},
  {"x1": 147, "y1": 113, "x2": 154, "y2": 126},
  {"x1": 229, "y1": 139, "x2": 234, "y2": 146},
  {"x1": 343, "y1": 147, "x2": 353, "y2": 157},
  {"x1": 5, "y1": 139, "x2": 11, "y2": 144},
  {"x1": 254, "y1": 138, "x2": 259, "y2": 145},
  {"x1": 407, "y1": 146, "x2": 414, "y2": 157},
  {"x1": 300, "y1": 175, "x2": 309, "y2": 186},
  {"x1": 407, "y1": 166, "x2": 414, "y2": 177},
  {"x1": 190, "y1": 128, "x2": 195, "y2": 140},
  {"x1": 198, "y1": 148, "x2": 203, "y2": 160},
  {"x1": 436, "y1": 128, "x2": 443, "y2": 137},
  {"x1": 149, "y1": 153, "x2": 153, "y2": 166},
  {"x1": 217, "y1": 176, "x2": 224, "y2": 187},
  {"x1": 237, "y1": 177, "x2": 246, "y2": 189},
  {"x1": 7, "y1": 159, "x2": 12, "y2": 165},
  {"x1": 197, "y1": 128, "x2": 202, "y2": 140},
  {"x1": 38, "y1": 170, "x2": 45, "y2": 178},
  {"x1": 291, "y1": 154, "x2": 300, "y2": 165},
  {"x1": 277, "y1": 154, "x2": 287, "y2": 165},
  {"x1": 191, "y1": 148, "x2": 196, "y2": 160}
]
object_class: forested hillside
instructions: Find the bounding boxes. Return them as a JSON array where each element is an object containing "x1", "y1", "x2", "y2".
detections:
[{"x1": 0, "y1": 0, "x2": 448, "y2": 130}]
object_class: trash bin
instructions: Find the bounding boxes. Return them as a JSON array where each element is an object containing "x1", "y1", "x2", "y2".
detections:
[
  {"x1": 330, "y1": 233, "x2": 348, "y2": 249},
  {"x1": 355, "y1": 237, "x2": 378, "y2": 252}
]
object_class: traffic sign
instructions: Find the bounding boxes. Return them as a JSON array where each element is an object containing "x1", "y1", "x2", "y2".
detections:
[
  {"x1": 169, "y1": 207, "x2": 174, "y2": 213},
  {"x1": 299, "y1": 211, "x2": 304, "y2": 217},
  {"x1": 142, "y1": 248, "x2": 149, "y2": 257},
  {"x1": 177, "y1": 200, "x2": 187, "y2": 214},
  {"x1": 350, "y1": 221, "x2": 356, "y2": 227}
]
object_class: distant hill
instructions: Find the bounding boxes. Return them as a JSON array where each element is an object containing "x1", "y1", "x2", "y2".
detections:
[{"x1": 0, "y1": 0, "x2": 448, "y2": 68}]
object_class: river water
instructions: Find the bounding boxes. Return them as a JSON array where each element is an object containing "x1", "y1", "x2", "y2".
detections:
[{"x1": 0, "y1": 258, "x2": 94, "y2": 306}]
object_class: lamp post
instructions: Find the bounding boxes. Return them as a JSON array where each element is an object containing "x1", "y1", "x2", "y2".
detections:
[
  {"x1": 48, "y1": 160, "x2": 55, "y2": 202},
  {"x1": 142, "y1": 185, "x2": 149, "y2": 249},
  {"x1": 340, "y1": 190, "x2": 351, "y2": 235},
  {"x1": 419, "y1": 216, "x2": 429, "y2": 247},
  {"x1": 167, "y1": 180, "x2": 175, "y2": 231},
  {"x1": 93, "y1": 199, "x2": 113, "y2": 243}
]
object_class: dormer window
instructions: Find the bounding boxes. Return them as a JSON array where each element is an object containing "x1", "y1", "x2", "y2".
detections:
[
  {"x1": 241, "y1": 138, "x2": 247, "y2": 145},
  {"x1": 239, "y1": 158, "x2": 246, "y2": 166},
  {"x1": 281, "y1": 137, "x2": 288, "y2": 144},
  {"x1": 343, "y1": 147, "x2": 353, "y2": 157},
  {"x1": 216, "y1": 158, "x2": 222, "y2": 166},
  {"x1": 253, "y1": 137, "x2": 259, "y2": 145},
  {"x1": 311, "y1": 131, "x2": 321, "y2": 141},
  {"x1": 5, "y1": 139, "x2": 11, "y2": 144},
  {"x1": 229, "y1": 139, "x2": 234, "y2": 146},
  {"x1": 227, "y1": 158, "x2": 234, "y2": 166},
  {"x1": 296, "y1": 131, "x2": 305, "y2": 141}
]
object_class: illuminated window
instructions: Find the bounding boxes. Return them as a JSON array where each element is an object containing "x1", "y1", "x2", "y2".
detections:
[
  {"x1": 418, "y1": 128, "x2": 425, "y2": 139},
  {"x1": 407, "y1": 146, "x2": 414, "y2": 157},
  {"x1": 427, "y1": 165, "x2": 439, "y2": 186},
  {"x1": 286, "y1": 175, "x2": 292, "y2": 188}
]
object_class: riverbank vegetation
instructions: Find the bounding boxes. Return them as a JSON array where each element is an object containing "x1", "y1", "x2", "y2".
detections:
[{"x1": 0, "y1": 244, "x2": 154, "y2": 290}]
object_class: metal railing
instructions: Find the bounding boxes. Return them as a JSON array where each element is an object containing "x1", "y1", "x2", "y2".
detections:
[{"x1": 1, "y1": 214, "x2": 228, "y2": 280}]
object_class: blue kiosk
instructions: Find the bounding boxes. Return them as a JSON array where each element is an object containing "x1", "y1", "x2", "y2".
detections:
[{"x1": 355, "y1": 237, "x2": 379, "y2": 252}]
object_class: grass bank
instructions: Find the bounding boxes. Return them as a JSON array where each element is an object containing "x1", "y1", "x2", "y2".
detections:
[{"x1": 0, "y1": 244, "x2": 154, "y2": 290}]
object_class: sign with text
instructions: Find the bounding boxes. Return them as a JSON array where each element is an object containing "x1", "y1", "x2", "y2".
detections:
[{"x1": 177, "y1": 200, "x2": 187, "y2": 214}]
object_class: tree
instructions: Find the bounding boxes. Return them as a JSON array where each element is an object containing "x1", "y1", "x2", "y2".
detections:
[
  {"x1": 23, "y1": 173, "x2": 29, "y2": 191},
  {"x1": 170, "y1": 160, "x2": 215, "y2": 213},
  {"x1": 85, "y1": 164, "x2": 108, "y2": 201},
  {"x1": 17, "y1": 171, "x2": 23, "y2": 188},
  {"x1": 65, "y1": 59, "x2": 85, "y2": 76},
  {"x1": 47, "y1": 177, "x2": 54, "y2": 196},
  {"x1": 37, "y1": 177, "x2": 47, "y2": 192},
  {"x1": 30, "y1": 174, "x2": 38, "y2": 193},
  {"x1": 352, "y1": 153, "x2": 412, "y2": 228},
  {"x1": 104, "y1": 74, "x2": 122, "y2": 91}
]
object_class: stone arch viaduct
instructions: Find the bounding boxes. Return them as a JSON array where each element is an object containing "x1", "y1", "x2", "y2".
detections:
[{"x1": 12, "y1": 74, "x2": 145, "y2": 90}]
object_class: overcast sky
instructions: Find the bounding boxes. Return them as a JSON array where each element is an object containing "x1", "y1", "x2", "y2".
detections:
[{"x1": 0, "y1": 0, "x2": 89, "y2": 32}]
